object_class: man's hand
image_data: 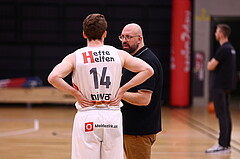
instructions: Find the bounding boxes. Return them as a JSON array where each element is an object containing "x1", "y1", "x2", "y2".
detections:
[
  {"x1": 110, "y1": 87, "x2": 125, "y2": 106},
  {"x1": 74, "y1": 90, "x2": 94, "y2": 108}
]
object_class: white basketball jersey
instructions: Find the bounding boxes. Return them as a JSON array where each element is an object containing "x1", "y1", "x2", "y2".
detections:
[{"x1": 72, "y1": 45, "x2": 122, "y2": 109}]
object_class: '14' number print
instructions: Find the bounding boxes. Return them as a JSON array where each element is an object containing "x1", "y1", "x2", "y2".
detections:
[{"x1": 90, "y1": 67, "x2": 111, "y2": 89}]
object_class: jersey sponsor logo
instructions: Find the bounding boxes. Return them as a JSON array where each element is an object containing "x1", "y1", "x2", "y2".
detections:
[
  {"x1": 91, "y1": 93, "x2": 112, "y2": 106},
  {"x1": 85, "y1": 122, "x2": 118, "y2": 132},
  {"x1": 85, "y1": 122, "x2": 94, "y2": 132},
  {"x1": 91, "y1": 93, "x2": 111, "y2": 101},
  {"x1": 82, "y1": 51, "x2": 115, "y2": 64},
  {"x1": 95, "y1": 124, "x2": 118, "y2": 128}
]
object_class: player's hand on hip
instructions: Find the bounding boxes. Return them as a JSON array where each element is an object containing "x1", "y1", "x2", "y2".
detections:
[
  {"x1": 110, "y1": 88, "x2": 125, "y2": 106},
  {"x1": 75, "y1": 91, "x2": 94, "y2": 108}
]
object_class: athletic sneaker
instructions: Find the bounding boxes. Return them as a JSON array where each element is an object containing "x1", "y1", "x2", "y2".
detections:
[{"x1": 205, "y1": 144, "x2": 231, "y2": 153}]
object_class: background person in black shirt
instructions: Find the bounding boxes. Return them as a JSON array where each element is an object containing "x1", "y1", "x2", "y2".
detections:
[
  {"x1": 206, "y1": 24, "x2": 237, "y2": 153},
  {"x1": 119, "y1": 23, "x2": 163, "y2": 159}
]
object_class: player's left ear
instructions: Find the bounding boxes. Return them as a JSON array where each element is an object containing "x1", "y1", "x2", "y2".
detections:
[{"x1": 82, "y1": 32, "x2": 87, "y2": 39}]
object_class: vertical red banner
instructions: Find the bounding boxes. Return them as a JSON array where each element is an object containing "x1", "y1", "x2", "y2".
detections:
[{"x1": 170, "y1": 0, "x2": 191, "y2": 107}]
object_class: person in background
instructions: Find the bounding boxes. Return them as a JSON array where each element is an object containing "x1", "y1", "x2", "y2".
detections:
[
  {"x1": 206, "y1": 24, "x2": 237, "y2": 153},
  {"x1": 119, "y1": 23, "x2": 163, "y2": 159},
  {"x1": 48, "y1": 14, "x2": 153, "y2": 159}
]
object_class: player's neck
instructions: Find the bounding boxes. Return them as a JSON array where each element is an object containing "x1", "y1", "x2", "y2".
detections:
[{"x1": 87, "y1": 39, "x2": 104, "y2": 47}]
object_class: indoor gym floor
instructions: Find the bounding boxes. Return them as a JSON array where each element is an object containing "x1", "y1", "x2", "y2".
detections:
[{"x1": 0, "y1": 98, "x2": 239, "y2": 159}]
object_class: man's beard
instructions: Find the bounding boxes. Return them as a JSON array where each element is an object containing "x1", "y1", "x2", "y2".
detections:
[{"x1": 122, "y1": 43, "x2": 138, "y2": 54}]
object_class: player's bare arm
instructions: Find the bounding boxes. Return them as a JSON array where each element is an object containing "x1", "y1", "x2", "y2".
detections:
[
  {"x1": 120, "y1": 50, "x2": 154, "y2": 89},
  {"x1": 48, "y1": 54, "x2": 94, "y2": 107},
  {"x1": 110, "y1": 50, "x2": 154, "y2": 106}
]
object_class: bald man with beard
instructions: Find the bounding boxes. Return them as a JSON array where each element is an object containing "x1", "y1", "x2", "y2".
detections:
[{"x1": 119, "y1": 23, "x2": 163, "y2": 159}]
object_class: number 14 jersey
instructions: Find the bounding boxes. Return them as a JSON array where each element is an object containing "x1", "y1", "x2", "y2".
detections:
[{"x1": 72, "y1": 45, "x2": 123, "y2": 109}]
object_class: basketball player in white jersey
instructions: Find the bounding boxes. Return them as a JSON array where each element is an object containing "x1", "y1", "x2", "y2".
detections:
[{"x1": 48, "y1": 13, "x2": 153, "y2": 159}]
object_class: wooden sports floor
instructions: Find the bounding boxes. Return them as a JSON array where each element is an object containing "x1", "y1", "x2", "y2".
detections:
[{"x1": 0, "y1": 99, "x2": 239, "y2": 159}]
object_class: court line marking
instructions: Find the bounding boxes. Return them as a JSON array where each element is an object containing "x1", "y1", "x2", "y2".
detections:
[
  {"x1": 0, "y1": 119, "x2": 39, "y2": 137},
  {"x1": 175, "y1": 109, "x2": 240, "y2": 146},
  {"x1": 174, "y1": 110, "x2": 240, "y2": 153},
  {"x1": 152, "y1": 151, "x2": 207, "y2": 155}
]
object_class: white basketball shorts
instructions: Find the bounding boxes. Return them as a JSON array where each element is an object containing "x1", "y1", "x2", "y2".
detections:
[{"x1": 71, "y1": 109, "x2": 123, "y2": 159}]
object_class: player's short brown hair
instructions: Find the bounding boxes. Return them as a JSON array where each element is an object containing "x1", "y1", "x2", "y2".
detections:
[
  {"x1": 217, "y1": 24, "x2": 231, "y2": 38},
  {"x1": 83, "y1": 13, "x2": 107, "y2": 41}
]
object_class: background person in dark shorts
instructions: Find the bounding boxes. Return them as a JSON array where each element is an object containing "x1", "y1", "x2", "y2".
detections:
[
  {"x1": 119, "y1": 23, "x2": 163, "y2": 159},
  {"x1": 206, "y1": 24, "x2": 237, "y2": 153}
]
